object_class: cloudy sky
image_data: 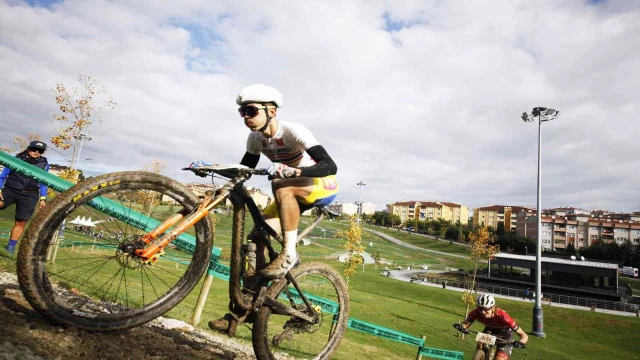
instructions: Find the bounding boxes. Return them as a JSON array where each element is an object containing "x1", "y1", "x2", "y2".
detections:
[{"x1": 1, "y1": 0, "x2": 639, "y2": 213}]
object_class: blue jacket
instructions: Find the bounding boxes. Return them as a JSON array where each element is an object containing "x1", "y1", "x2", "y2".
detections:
[{"x1": 0, "y1": 153, "x2": 49, "y2": 197}]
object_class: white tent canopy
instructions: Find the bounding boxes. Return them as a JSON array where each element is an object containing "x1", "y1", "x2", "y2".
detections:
[{"x1": 68, "y1": 216, "x2": 105, "y2": 227}]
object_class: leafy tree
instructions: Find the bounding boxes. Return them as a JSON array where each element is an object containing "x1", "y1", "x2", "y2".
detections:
[
  {"x1": 373, "y1": 250, "x2": 382, "y2": 270},
  {"x1": 49, "y1": 75, "x2": 116, "y2": 174},
  {"x1": 461, "y1": 226, "x2": 500, "y2": 318},
  {"x1": 335, "y1": 215, "x2": 365, "y2": 285}
]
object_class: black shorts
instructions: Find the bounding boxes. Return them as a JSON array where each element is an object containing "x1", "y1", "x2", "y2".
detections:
[{"x1": 0, "y1": 188, "x2": 39, "y2": 221}]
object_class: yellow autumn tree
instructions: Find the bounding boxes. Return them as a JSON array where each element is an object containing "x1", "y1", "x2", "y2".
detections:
[
  {"x1": 334, "y1": 215, "x2": 365, "y2": 284},
  {"x1": 49, "y1": 74, "x2": 116, "y2": 179},
  {"x1": 461, "y1": 226, "x2": 500, "y2": 318}
]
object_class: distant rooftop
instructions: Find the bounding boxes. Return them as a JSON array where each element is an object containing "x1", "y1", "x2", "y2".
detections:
[{"x1": 494, "y1": 253, "x2": 619, "y2": 270}]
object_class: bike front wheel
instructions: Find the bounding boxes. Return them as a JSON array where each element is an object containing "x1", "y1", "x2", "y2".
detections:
[
  {"x1": 17, "y1": 171, "x2": 214, "y2": 331},
  {"x1": 472, "y1": 348, "x2": 487, "y2": 360},
  {"x1": 252, "y1": 262, "x2": 350, "y2": 360}
]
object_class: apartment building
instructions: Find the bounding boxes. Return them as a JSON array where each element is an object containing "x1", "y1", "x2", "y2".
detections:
[
  {"x1": 516, "y1": 210, "x2": 640, "y2": 251},
  {"x1": 473, "y1": 205, "x2": 531, "y2": 231},
  {"x1": 387, "y1": 201, "x2": 469, "y2": 224}
]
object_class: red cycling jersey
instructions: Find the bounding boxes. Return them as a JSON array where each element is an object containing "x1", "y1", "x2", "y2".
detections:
[{"x1": 466, "y1": 307, "x2": 519, "y2": 331}]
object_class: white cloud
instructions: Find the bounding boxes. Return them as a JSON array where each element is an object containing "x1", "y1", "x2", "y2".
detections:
[{"x1": 1, "y1": 0, "x2": 639, "y2": 213}]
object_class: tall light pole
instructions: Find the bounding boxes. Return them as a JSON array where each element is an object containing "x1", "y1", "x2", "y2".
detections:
[
  {"x1": 356, "y1": 181, "x2": 366, "y2": 224},
  {"x1": 521, "y1": 106, "x2": 559, "y2": 338},
  {"x1": 73, "y1": 133, "x2": 92, "y2": 170}
]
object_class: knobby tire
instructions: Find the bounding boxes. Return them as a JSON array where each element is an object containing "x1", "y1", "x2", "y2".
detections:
[
  {"x1": 17, "y1": 171, "x2": 213, "y2": 331},
  {"x1": 472, "y1": 348, "x2": 488, "y2": 360},
  {"x1": 252, "y1": 262, "x2": 350, "y2": 360}
]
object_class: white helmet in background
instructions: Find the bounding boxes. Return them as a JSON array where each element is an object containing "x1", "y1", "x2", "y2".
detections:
[
  {"x1": 476, "y1": 294, "x2": 496, "y2": 308},
  {"x1": 236, "y1": 84, "x2": 283, "y2": 108}
]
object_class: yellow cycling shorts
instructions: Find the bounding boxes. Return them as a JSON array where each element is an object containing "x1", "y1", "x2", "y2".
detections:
[{"x1": 263, "y1": 175, "x2": 339, "y2": 218}]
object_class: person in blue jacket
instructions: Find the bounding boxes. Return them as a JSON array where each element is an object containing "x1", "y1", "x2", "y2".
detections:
[{"x1": 0, "y1": 141, "x2": 50, "y2": 254}]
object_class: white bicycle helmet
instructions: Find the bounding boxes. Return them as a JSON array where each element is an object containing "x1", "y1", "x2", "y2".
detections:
[
  {"x1": 476, "y1": 293, "x2": 496, "y2": 308},
  {"x1": 236, "y1": 84, "x2": 283, "y2": 108}
]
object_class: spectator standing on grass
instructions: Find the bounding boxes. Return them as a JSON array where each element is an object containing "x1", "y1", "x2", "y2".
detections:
[{"x1": 0, "y1": 141, "x2": 49, "y2": 255}]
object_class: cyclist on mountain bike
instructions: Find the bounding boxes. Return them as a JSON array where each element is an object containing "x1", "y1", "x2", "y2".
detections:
[
  {"x1": 455, "y1": 294, "x2": 528, "y2": 359},
  {"x1": 201, "y1": 84, "x2": 339, "y2": 332}
]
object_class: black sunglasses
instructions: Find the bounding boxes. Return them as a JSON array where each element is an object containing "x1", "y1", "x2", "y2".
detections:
[
  {"x1": 238, "y1": 105, "x2": 276, "y2": 118},
  {"x1": 28, "y1": 147, "x2": 45, "y2": 154}
]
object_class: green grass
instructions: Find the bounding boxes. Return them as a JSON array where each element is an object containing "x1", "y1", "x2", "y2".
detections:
[
  {"x1": 2, "y1": 211, "x2": 640, "y2": 359},
  {"x1": 620, "y1": 277, "x2": 640, "y2": 293}
]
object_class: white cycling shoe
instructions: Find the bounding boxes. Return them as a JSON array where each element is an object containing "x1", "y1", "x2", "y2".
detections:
[{"x1": 259, "y1": 252, "x2": 299, "y2": 280}]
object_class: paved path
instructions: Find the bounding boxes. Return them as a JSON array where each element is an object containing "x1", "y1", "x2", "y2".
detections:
[
  {"x1": 365, "y1": 228, "x2": 470, "y2": 260},
  {"x1": 383, "y1": 269, "x2": 638, "y2": 318}
]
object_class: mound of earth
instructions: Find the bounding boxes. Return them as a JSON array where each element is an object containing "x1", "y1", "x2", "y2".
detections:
[{"x1": 0, "y1": 272, "x2": 255, "y2": 360}]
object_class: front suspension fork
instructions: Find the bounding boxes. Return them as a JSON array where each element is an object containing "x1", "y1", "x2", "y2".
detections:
[{"x1": 134, "y1": 190, "x2": 227, "y2": 262}]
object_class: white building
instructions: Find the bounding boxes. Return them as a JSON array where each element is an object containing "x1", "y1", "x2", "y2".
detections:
[
  {"x1": 328, "y1": 202, "x2": 359, "y2": 216},
  {"x1": 327, "y1": 202, "x2": 376, "y2": 216},
  {"x1": 360, "y1": 202, "x2": 376, "y2": 215}
]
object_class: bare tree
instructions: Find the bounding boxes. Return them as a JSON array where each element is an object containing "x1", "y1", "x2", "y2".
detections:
[
  {"x1": 0, "y1": 133, "x2": 44, "y2": 154},
  {"x1": 137, "y1": 157, "x2": 168, "y2": 215}
]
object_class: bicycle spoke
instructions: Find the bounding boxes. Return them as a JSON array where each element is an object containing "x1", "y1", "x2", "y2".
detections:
[
  {"x1": 21, "y1": 171, "x2": 212, "y2": 331},
  {"x1": 254, "y1": 263, "x2": 349, "y2": 359}
]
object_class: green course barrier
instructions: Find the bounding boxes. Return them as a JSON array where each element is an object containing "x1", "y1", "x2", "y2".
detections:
[
  {"x1": 2, "y1": 151, "x2": 462, "y2": 360},
  {"x1": 347, "y1": 318, "x2": 425, "y2": 347},
  {"x1": 419, "y1": 346, "x2": 464, "y2": 360},
  {"x1": 0, "y1": 152, "x2": 221, "y2": 262}
]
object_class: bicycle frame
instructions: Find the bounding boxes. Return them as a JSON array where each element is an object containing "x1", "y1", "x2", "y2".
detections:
[{"x1": 128, "y1": 171, "x2": 326, "y2": 333}]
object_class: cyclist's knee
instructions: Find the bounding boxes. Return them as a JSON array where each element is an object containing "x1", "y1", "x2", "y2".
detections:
[
  {"x1": 495, "y1": 351, "x2": 510, "y2": 360},
  {"x1": 14, "y1": 220, "x2": 27, "y2": 228}
]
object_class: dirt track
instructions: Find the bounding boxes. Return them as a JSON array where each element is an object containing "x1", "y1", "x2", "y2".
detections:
[{"x1": 0, "y1": 272, "x2": 255, "y2": 360}]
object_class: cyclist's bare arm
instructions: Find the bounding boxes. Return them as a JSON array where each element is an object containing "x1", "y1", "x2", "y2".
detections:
[{"x1": 514, "y1": 327, "x2": 528, "y2": 344}]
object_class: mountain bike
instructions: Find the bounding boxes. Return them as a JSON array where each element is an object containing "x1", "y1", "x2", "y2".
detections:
[
  {"x1": 454, "y1": 324, "x2": 525, "y2": 360},
  {"x1": 17, "y1": 164, "x2": 350, "y2": 359}
]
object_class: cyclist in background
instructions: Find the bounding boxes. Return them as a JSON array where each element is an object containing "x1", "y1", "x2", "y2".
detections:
[
  {"x1": 198, "y1": 84, "x2": 339, "y2": 332},
  {"x1": 456, "y1": 294, "x2": 528, "y2": 359}
]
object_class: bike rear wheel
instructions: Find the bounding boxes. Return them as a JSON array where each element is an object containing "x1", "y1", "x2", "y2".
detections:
[
  {"x1": 17, "y1": 171, "x2": 213, "y2": 331},
  {"x1": 252, "y1": 262, "x2": 350, "y2": 360}
]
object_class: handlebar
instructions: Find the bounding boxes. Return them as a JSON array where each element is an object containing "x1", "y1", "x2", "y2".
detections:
[
  {"x1": 182, "y1": 164, "x2": 269, "y2": 178},
  {"x1": 453, "y1": 324, "x2": 525, "y2": 348}
]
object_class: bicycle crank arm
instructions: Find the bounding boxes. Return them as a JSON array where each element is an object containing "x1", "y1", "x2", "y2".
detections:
[{"x1": 262, "y1": 297, "x2": 315, "y2": 323}]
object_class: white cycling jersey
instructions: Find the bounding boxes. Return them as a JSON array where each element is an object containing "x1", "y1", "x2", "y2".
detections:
[{"x1": 246, "y1": 121, "x2": 319, "y2": 167}]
